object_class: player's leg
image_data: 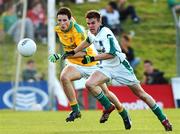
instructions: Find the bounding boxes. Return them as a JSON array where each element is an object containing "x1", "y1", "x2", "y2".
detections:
[
  {"x1": 128, "y1": 84, "x2": 172, "y2": 131},
  {"x1": 82, "y1": 65, "x2": 130, "y2": 127},
  {"x1": 113, "y1": 59, "x2": 172, "y2": 131},
  {"x1": 60, "y1": 65, "x2": 82, "y2": 122},
  {"x1": 85, "y1": 71, "x2": 115, "y2": 122},
  {"x1": 100, "y1": 83, "x2": 131, "y2": 129}
]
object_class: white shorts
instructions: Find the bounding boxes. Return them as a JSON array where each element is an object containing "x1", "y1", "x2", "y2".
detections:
[
  {"x1": 70, "y1": 64, "x2": 99, "y2": 78},
  {"x1": 98, "y1": 59, "x2": 140, "y2": 86},
  {"x1": 66, "y1": 62, "x2": 99, "y2": 89}
]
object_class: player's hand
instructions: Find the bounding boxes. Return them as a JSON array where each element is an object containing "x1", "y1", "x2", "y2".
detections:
[
  {"x1": 62, "y1": 50, "x2": 75, "y2": 59},
  {"x1": 82, "y1": 56, "x2": 95, "y2": 64},
  {"x1": 48, "y1": 53, "x2": 61, "y2": 63}
]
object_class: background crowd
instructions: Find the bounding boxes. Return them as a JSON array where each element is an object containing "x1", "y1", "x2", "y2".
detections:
[{"x1": 0, "y1": 0, "x2": 172, "y2": 85}]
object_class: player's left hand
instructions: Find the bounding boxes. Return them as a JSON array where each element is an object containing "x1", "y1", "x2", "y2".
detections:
[
  {"x1": 62, "y1": 50, "x2": 75, "y2": 59},
  {"x1": 82, "y1": 56, "x2": 95, "y2": 64}
]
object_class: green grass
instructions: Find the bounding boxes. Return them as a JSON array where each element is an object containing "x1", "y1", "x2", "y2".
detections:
[
  {"x1": 0, "y1": 109, "x2": 179, "y2": 134},
  {"x1": 0, "y1": 0, "x2": 177, "y2": 81}
]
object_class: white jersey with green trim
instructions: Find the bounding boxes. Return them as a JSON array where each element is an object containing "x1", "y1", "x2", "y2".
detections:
[{"x1": 87, "y1": 26, "x2": 126, "y2": 67}]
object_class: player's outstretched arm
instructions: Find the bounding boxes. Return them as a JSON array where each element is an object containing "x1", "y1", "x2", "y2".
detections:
[
  {"x1": 82, "y1": 53, "x2": 114, "y2": 64},
  {"x1": 63, "y1": 40, "x2": 91, "y2": 59},
  {"x1": 48, "y1": 53, "x2": 62, "y2": 63},
  {"x1": 74, "y1": 40, "x2": 91, "y2": 53}
]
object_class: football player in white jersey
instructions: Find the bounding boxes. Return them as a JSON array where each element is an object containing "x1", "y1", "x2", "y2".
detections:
[
  {"x1": 49, "y1": 7, "x2": 132, "y2": 129},
  {"x1": 64, "y1": 10, "x2": 172, "y2": 131}
]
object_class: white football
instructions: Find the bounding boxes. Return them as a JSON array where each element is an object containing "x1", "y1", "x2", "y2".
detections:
[{"x1": 17, "y1": 38, "x2": 37, "y2": 57}]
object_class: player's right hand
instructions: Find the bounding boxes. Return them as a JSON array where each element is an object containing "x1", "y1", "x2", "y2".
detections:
[
  {"x1": 48, "y1": 53, "x2": 61, "y2": 63},
  {"x1": 81, "y1": 55, "x2": 95, "y2": 64},
  {"x1": 62, "y1": 50, "x2": 75, "y2": 59}
]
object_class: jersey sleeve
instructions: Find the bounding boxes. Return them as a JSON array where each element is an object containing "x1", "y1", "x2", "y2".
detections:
[
  {"x1": 103, "y1": 34, "x2": 117, "y2": 56},
  {"x1": 103, "y1": 33, "x2": 126, "y2": 61},
  {"x1": 73, "y1": 23, "x2": 86, "y2": 52},
  {"x1": 73, "y1": 24, "x2": 85, "y2": 44}
]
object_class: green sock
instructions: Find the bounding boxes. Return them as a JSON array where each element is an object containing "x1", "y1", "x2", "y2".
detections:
[
  {"x1": 119, "y1": 108, "x2": 128, "y2": 119},
  {"x1": 71, "y1": 104, "x2": 80, "y2": 112},
  {"x1": 96, "y1": 91, "x2": 111, "y2": 110},
  {"x1": 152, "y1": 104, "x2": 166, "y2": 122}
]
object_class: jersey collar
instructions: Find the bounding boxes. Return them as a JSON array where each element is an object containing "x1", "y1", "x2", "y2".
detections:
[
  {"x1": 61, "y1": 21, "x2": 73, "y2": 33},
  {"x1": 95, "y1": 25, "x2": 104, "y2": 35}
]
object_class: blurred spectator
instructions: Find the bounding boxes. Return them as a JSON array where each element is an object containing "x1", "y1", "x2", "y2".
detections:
[
  {"x1": 0, "y1": 0, "x2": 4, "y2": 15},
  {"x1": 100, "y1": 1, "x2": 121, "y2": 35},
  {"x1": 56, "y1": 0, "x2": 99, "y2": 5},
  {"x1": 56, "y1": 0, "x2": 66, "y2": 6},
  {"x1": 167, "y1": 0, "x2": 180, "y2": 11},
  {"x1": 2, "y1": 2, "x2": 34, "y2": 43},
  {"x1": 0, "y1": 9, "x2": 4, "y2": 42},
  {"x1": 117, "y1": 0, "x2": 140, "y2": 23},
  {"x1": 74, "y1": 0, "x2": 84, "y2": 4},
  {"x1": 143, "y1": 60, "x2": 168, "y2": 84},
  {"x1": 22, "y1": 59, "x2": 44, "y2": 82},
  {"x1": 121, "y1": 33, "x2": 140, "y2": 69},
  {"x1": 88, "y1": 0, "x2": 100, "y2": 2},
  {"x1": 28, "y1": 0, "x2": 45, "y2": 10},
  {"x1": 27, "y1": 1, "x2": 47, "y2": 44}
]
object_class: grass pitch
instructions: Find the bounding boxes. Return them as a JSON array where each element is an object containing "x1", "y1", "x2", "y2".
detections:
[{"x1": 0, "y1": 109, "x2": 179, "y2": 134}]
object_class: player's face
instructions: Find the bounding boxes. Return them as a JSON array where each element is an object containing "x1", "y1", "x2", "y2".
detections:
[
  {"x1": 86, "y1": 18, "x2": 101, "y2": 35},
  {"x1": 57, "y1": 15, "x2": 70, "y2": 31}
]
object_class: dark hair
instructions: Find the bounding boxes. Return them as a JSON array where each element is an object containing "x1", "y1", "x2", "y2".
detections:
[
  {"x1": 85, "y1": 10, "x2": 101, "y2": 21},
  {"x1": 108, "y1": 1, "x2": 117, "y2": 9},
  {"x1": 27, "y1": 59, "x2": 35, "y2": 64},
  {"x1": 56, "y1": 7, "x2": 72, "y2": 19},
  {"x1": 122, "y1": 34, "x2": 130, "y2": 42},
  {"x1": 144, "y1": 60, "x2": 153, "y2": 65}
]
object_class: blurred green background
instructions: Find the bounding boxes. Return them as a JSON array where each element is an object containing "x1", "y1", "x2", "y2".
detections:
[{"x1": 0, "y1": 0, "x2": 176, "y2": 82}]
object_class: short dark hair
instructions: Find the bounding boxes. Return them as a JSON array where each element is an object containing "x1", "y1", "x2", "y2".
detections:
[
  {"x1": 85, "y1": 10, "x2": 101, "y2": 21},
  {"x1": 56, "y1": 7, "x2": 72, "y2": 19},
  {"x1": 144, "y1": 60, "x2": 153, "y2": 65},
  {"x1": 108, "y1": 1, "x2": 117, "y2": 9},
  {"x1": 27, "y1": 59, "x2": 35, "y2": 64},
  {"x1": 122, "y1": 34, "x2": 131, "y2": 42}
]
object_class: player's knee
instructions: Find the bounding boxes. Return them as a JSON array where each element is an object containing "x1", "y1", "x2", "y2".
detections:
[
  {"x1": 85, "y1": 80, "x2": 95, "y2": 90},
  {"x1": 60, "y1": 73, "x2": 69, "y2": 83}
]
